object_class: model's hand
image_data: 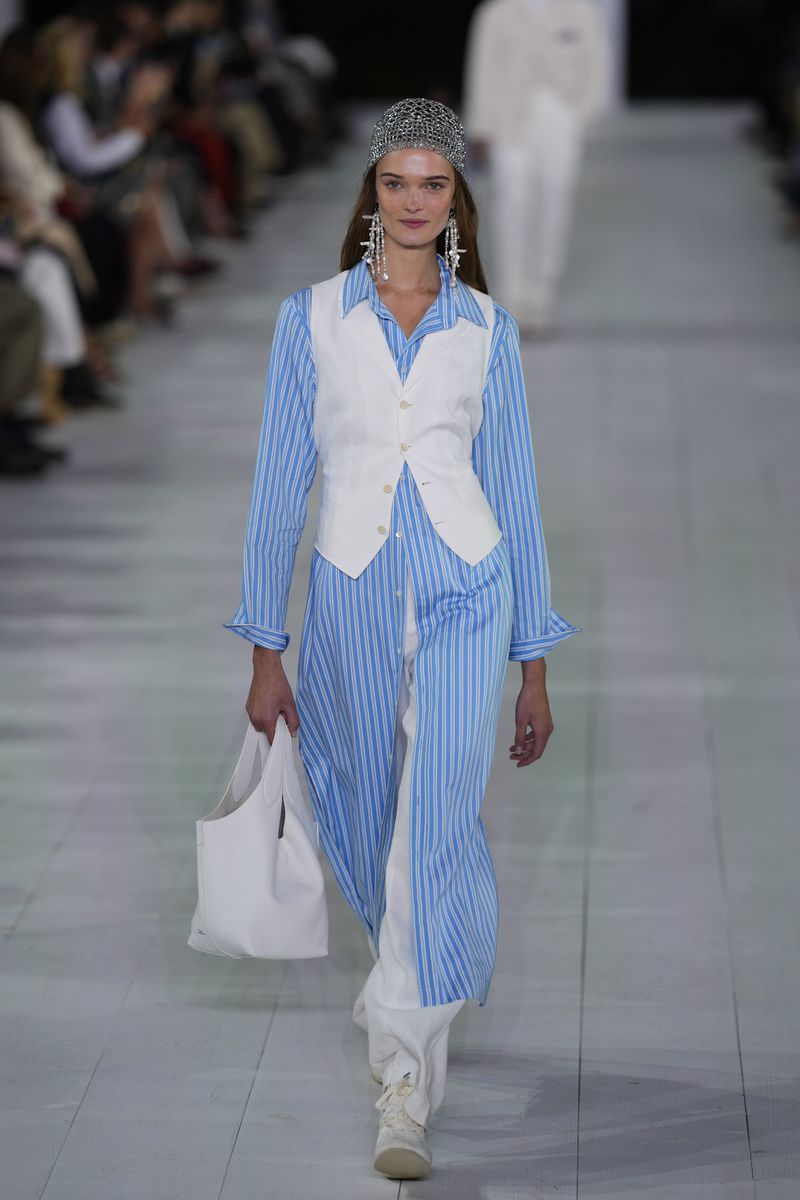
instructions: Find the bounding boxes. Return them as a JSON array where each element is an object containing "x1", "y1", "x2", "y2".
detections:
[
  {"x1": 509, "y1": 679, "x2": 554, "y2": 768},
  {"x1": 246, "y1": 647, "x2": 300, "y2": 742}
]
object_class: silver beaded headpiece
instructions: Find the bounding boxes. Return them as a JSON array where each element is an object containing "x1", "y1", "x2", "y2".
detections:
[{"x1": 367, "y1": 97, "x2": 467, "y2": 177}]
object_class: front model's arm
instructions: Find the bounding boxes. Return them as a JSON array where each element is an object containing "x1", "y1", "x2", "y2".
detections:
[
  {"x1": 224, "y1": 291, "x2": 316, "y2": 650},
  {"x1": 224, "y1": 292, "x2": 317, "y2": 737},
  {"x1": 473, "y1": 307, "x2": 580, "y2": 662},
  {"x1": 472, "y1": 307, "x2": 580, "y2": 764}
]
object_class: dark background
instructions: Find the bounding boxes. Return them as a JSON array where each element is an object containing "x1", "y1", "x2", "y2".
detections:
[
  {"x1": 626, "y1": 0, "x2": 798, "y2": 100},
  {"x1": 21, "y1": 0, "x2": 800, "y2": 103}
]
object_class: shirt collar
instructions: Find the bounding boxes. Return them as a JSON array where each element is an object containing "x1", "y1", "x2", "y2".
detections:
[{"x1": 341, "y1": 253, "x2": 488, "y2": 330}]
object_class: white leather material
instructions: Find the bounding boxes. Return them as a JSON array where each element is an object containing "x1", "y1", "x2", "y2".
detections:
[
  {"x1": 309, "y1": 270, "x2": 502, "y2": 579},
  {"x1": 188, "y1": 715, "x2": 328, "y2": 959}
]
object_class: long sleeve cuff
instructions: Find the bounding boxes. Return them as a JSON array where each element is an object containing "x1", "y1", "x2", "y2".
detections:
[
  {"x1": 508, "y1": 608, "x2": 581, "y2": 662},
  {"x1": 222, "y1": 621, "x2": 289, "y2": 651}
]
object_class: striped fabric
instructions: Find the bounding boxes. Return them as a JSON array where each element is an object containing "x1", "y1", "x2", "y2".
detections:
[
  {"x1": 225, "y1": 255, "x2": 578, "y2": 661},
  {"x1": 225, "y1": 255, "x2": 580, "y2": 1005}
]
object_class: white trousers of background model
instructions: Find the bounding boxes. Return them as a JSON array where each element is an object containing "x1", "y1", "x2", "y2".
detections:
[
  {"x1": 490, "y1": 88, "x2": 585, "y2": 320},
  {"x1": 21, "y1": 246, "x2": 85, "y2": 368},
  {"x1": 352, "y1": 567, "x2": 464, "y2": 1129}
]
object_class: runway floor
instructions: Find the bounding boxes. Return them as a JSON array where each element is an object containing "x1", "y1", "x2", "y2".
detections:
[{"x1": 1, "y1": 106, "x2": 799, "y2": 1199}]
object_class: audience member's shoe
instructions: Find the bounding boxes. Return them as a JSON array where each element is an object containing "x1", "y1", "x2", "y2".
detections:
[
  {"x1": 3, "y1": 412, "x2": 45, "y2": 432},
  {"x1": 0, "y1": 443, "x2": 50, "y2": 476},
  {"x1": 174, "y1": 256, "x2": 222, "y2": 279},
  {"x1": 1, "y1": 415, "x2": 69, "y2": 463},
  {"x1": 0, "y1": 422, "x2": 51, "y2": 477},
  {"x1": 92, "y1": 318, "x2": 138, "y2": 347},
  {"x1": 85, "y1": 334, "x2": 125, "y2": 385},
  {"x1": 152, "y1": 272, "x2": 186, "y2": 303},
  {"x1": 40, "y1": 364, "x2": 70, "y2": 425},
  {"x1": 30, "y1": 434, "x2": 69, "y2": 464},
  {"x1": 131, "y1": 297, "x2": 177, "y2": 327},
  {"x1": 373, "y1": 1074, "x2": 432, "y2": 1180},
  {"x1": 61, "y1": 362, "x2": 123, "y2": 410}
]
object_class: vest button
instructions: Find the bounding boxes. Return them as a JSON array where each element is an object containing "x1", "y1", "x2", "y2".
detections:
[
  {"x1": 377, "y1": 525, "x2": 387, "y2": 535},
  {"x1": 383, "y1": 484, "x2": 392, "y2": 493},
  {"x1": 400, "y1": 442, "x2": 410, "y2": 452},
  {"x1": 400, "y1": 400, "x2": 410, "y2": 409}
]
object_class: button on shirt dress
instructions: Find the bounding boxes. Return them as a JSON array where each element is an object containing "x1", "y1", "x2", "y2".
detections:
[{"x1": 225, "y1": 254, "x2": 579, "y2": 1007}]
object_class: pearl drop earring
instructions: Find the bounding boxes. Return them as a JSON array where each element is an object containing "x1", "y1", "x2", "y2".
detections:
[
  {"x1": 444, "y1": 209, "x2": 465, "y2": 288},
  {"x1": 360, "y1": 206, "x2": 388, "y2": 282}
]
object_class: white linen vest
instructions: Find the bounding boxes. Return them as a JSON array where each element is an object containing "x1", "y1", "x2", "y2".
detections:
[{"x1": 309, "y1": 270, "x2": 503, "y2": 579}]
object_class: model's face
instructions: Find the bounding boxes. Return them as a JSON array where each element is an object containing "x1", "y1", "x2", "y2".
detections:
[{"x1": 375, "y1": 149, "x2": 456, "y2": 256}]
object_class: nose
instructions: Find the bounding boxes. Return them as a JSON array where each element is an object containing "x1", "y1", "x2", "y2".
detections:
[{"x1": 405, "y1": 189, "x2": 423, "y2": 212}]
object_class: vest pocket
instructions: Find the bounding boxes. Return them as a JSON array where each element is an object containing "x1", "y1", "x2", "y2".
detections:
[
  {"x1": 321, "y1": 482, "x2": 356, "y2": 510},
  {"x1": 454, "y1": 470, "x2": 492, "y2": 509}
]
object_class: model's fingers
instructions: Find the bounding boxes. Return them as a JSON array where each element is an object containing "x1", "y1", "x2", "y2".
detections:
[
  {"x1": 282, "y1": 699, "x2": 301, "y2": 737},
  {"x1": 516, "y1": 727, "x2": 535, "y2": 762},
  {"x1": 530, "y1": 722, "x2": 551, "y2": 762},
  {"x1": 511, "y1": 720, "x2": 550, "y2": 766}
]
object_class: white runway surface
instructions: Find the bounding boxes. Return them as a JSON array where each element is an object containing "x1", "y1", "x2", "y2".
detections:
[{"x1": 1, "y1": 107, "x2": 799, "y2": 1198}]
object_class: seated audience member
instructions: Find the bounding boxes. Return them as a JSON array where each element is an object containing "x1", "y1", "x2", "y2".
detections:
[
  {"x1": 241, "y1": 0, "x2": 341, "y2": 168},
  {"x1": 36, "y1": 15, "x2": 200, "y2": 318},
  {"x1": 776, "y1": 29, "x2": 800, "y2": 223},
  {"x1": 0, "y1": 205, "x2": 65, "y2": 476},
  {"x1": 87, "y1": 7, "x2": 216, "y2": 271},
  {"x1": 0, "y1": 26, "x2": 119, "y2": 417},
  {"x1": 155, "y1": 0, "x2": 250, "y2": 237}
]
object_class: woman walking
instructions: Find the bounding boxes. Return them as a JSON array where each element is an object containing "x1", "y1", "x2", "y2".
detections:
[{"x1": 225, "y1": 98, "x2": 579, "y2": 1181}]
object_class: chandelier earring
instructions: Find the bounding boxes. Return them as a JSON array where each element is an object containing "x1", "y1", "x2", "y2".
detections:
[
  {"x1": 444, "y1": 209, "x2": 465, "y2": 288},
  {"x1": 361, "y1": 205, "x2": 388, "y2": 282}
]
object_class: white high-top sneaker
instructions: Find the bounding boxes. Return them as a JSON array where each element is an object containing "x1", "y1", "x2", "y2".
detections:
[{"x1": 373, "y1": 1073, "x2": 432, "y2": 1180}]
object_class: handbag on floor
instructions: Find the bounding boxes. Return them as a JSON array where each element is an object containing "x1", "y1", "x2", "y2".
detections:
[{"x1": 188, "y1": 715, "x2": 328, "y2": 959}]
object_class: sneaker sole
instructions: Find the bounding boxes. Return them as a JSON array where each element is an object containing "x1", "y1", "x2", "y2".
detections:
[{"x1": 373, "y1": 1145, "x2": 431, "y2": 1180}]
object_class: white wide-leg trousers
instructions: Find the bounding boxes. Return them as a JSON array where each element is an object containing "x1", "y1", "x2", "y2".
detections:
[
  {"x1": 352, "y1": 567, "x2": 464, "y2": 1129},
  {"x1": 490, "y1": 88, "x2": 585, "y2": 320}
]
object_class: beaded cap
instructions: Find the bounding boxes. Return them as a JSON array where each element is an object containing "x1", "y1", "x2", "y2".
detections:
[{"x1": 367, "y1": 98, "x2": 467, "y2": 177}]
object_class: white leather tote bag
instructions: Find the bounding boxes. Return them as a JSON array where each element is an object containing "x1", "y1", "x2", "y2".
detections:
[{"x1": 188, "y1": 715, "x2": 328, "y2": 959}]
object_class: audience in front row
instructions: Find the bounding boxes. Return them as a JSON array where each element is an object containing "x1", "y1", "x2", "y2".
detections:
[
  {"x1": 751, "y1": 11, "x2": 800, "y2": 231},
  {"x1": 0, "y1": 0, "x2": 341, "y2": 478}
]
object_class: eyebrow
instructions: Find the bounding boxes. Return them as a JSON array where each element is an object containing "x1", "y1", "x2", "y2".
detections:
[{"x1": 379, "y1": 171, "x2": 451, "y2": 181}]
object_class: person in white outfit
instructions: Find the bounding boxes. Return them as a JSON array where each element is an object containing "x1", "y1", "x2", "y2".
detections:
[{"x1": 464, "y1": 0, "x2": 609, "y2": 331}]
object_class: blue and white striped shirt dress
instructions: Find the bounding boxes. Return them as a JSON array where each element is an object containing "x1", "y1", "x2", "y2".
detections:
[{"x1": 225, "y1": 255, "x2": 580, "y2": 1006}]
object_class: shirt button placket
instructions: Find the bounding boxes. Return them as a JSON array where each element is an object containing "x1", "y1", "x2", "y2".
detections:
[
  {"x1": 393, "y1": 474, "x2": 406, "y2": 656},
  {"x1": 395, "y1": 362, "x2": 412, "y2": 656}
]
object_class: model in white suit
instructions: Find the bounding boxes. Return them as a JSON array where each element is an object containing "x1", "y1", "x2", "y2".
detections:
[{"x1": 464, "y1": 0, "x2": 609, "y2": 330}]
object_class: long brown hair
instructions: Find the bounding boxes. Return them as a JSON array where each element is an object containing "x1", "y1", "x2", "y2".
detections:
[
  {"x1": 36, "y1": 18, "x2": 88, "y2": 99},
  {"x1": 0, "y1": 26, "x2": 40, "y2": 119},
  {"x1": 340, "y1": 163, "x2": 489, "y2": 294}
]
